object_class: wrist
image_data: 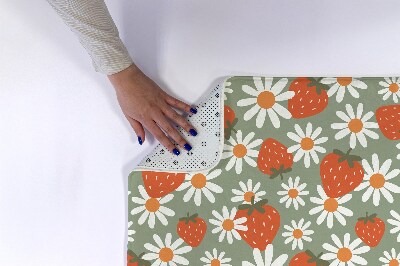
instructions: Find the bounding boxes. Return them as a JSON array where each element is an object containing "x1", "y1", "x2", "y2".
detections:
[
  {"x1": 108, "y1": 63, "x2": 141, "y2": 91},
  {"x1": 108, "y1": 63, "x2": 139, "y2": 79}
]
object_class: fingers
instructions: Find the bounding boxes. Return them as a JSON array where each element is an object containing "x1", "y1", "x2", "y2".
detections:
[
  {"x1": 154, "y1": 110, "x2": 193, "y2": 152},
  {"x1": 144, "y1": 120, "x2": 182, "y2": 155},
  {"x1": 162, "y1": 105, "x2": 197, "y2": 137},
  {"x1": 124, "y1": 93, "x2": 199, "y2": 154},
  {"x1": 165, "y1": 94, "x2": 197, "y2": 115},
  {"x1": 126, "y1": 114, "x2": 184, "y2": 155},
  {"x1": 126, "y1": 116, "x2": 145, "y2": 145},
  {"x1": 126, "y1": 109, "x2": 194, "y2": 155}
]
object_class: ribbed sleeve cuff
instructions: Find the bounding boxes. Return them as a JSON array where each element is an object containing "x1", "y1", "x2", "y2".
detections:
[{"x1": 90, "y1": 40, "x2": 134, "y2": 75}]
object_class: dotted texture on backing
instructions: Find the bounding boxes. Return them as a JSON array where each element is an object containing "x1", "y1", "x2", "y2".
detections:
[{"x1": 136, "y1": 84, "x2": 224, "y2": 172}]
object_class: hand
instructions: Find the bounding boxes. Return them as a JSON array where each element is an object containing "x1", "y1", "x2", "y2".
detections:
[{"x1": 108, "y1": 64, "x2": 197, "y2": 155}]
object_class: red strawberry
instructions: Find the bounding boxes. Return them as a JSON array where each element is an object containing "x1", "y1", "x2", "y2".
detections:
[
  {"x1": 224, "y1": 105, "x2": 238, "y2": 139},
  {"x1": 320, "y1": 149, "x2": 364, "y2": 198},
  {"x1": 376, "y1": 105, "x2": 400, "y2": 140},
  {"x1": 127, "y1": 250, "x2": 150, "y2": 266},
  {"x1": 142, "y1": 171, "x2": 185, "y2": 198},
  {"x1": 177, "y1": 213, "x2": 207, "y2": 247},
  {"x1": 257, "y1": 138, "x2": 293, "y2": 179},
  {"x1": 224, "y1": 105, "x2": 236, "y2": 128},
  {"x1": 355, "y1": 212, "x2": 385, "y2": 247},
  {"x1": 235, "y1": 197, "x2": 280, "y2": 250},
  {"x1": 288, "y1": 77, "x2": 329, "y2": 118},
  {"x1": 289, "y1": 250, "x2": 329, "y2": 266}
]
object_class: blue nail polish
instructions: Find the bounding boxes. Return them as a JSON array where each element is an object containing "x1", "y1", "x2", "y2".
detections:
[
  {"x1": 189, "y1": 129, "x2": 197, "y2": 136},
  {"x1": 173, "y1": 148, "x2": 180, "y2": 156},
  {"x1": 190, "y1": 107, "x2": 197, "y2": 114},
  {"x1": 138, "y1": 136, "x2": 143, "y2": 145},
  {"x1": 184, "y1": 143, "x2": 192, "y2": 151}
]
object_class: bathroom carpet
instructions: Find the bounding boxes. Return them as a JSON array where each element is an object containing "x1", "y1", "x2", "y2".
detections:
[{"x1": 127, "y1": 76, "x2": 400, "y2": 266}]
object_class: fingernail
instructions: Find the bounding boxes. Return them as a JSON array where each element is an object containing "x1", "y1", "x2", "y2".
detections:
[
  {"x1": 184, "y1": 143, "x2": 192, "y2": 151},
  {"x1": 189, "y1": 129, "x2": 197, "y2": 136},
  {"x1": 173, "y1": 148, "x2": 180, "y2": 156},
  {"x1": 190, "y1": 107, "x2": 197, "y2": 114},
  {"x1": 138, "y1": 136, "x2": 143, "y2": 145}
]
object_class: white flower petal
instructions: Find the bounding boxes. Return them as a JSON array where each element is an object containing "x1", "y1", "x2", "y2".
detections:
[
  {"x1": 270, "y1": 78, "x2": 288, "y2": 95},
  {"x1": 242, "y1": 85, "x2": 260, "y2": 97},
  {"x1": 237, "y1": 97, "x2": 257, "y2": 107}
]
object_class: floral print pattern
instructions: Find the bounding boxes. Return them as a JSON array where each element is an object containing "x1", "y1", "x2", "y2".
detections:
[{"x1": 128, "y1": 77, "x2": 400, "y2": 265}]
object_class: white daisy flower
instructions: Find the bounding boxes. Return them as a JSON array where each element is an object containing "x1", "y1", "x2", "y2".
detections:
[
  {"x1": 130, "y1": 185, "x2": 175, "y2": 229},
  {"x1": 397, "y1": 143, "x2": 400, "y2": 160},
  {"x1": 242, "y1": 245, "x2": 288, "y2": 266},
  {"x1": 379, "y1": 248, "x2": 400, "y2": 266},
  {"x1": 142, "y1": 233, "x2": 192, "y2": 266},
  {"x1": 309, "y1": 185, "x2": 353, "y2": 229},
  {"x1": 320, "y1": 77, "x2": 367, "y2": 103},
  {"x1": 331, "y1": 103, "x2": 379, "y2": 148},
  {"x1": 209, "y1": 206, "x2": 247, "y2": 244},
  {"x1": 222, "y1": 130, "x2": 262, "y2": 174},
  {"x1": 231, "y1": 179, "x2": 266, "y2": 204},
  {"x1": 224, "y1": 81, "x2": 233, "y2": 101},
  {"x1": 355, "y1": 153, "x2": 400, "y2": 206},
  {"x1": 128, "y1": 221, "x2": 135, "y2": 242},
  {"x1": 378, "y1": 77, "x2": 400, "y2": 103},
  {"x1": 176, "y1": 169, "x2": 223, "y2": 207},
  {"x1": 200, "y1": 248, "x2": 232, "y2": 266},
  {"x1": 388, "y1": 210, "x2": 400, "y2": 242},
  {"x1": 282, "y1": 218, "x2": 314, "y2": 250},
  {"x1": 287, "y1": 123, "x2": 328, "y2": 168},
  {"x1": 321, "y1": 233, "x2": 370, "y2": 265},
  {"x1": 277, "y1": 176, "x2": 309, "y2": 210},
  {"x1": 237, "y1": 77, "x2": 294, "y2": 128}
]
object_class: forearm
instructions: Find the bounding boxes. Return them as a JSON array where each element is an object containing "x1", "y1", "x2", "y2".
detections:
[{"x1": 46, "y1": 0, "x2": 134, "y2": 75}]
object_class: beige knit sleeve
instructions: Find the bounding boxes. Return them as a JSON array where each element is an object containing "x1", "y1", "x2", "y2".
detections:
[{"x1": 46, "y1": 0, "x2": 134, "y2": 75}]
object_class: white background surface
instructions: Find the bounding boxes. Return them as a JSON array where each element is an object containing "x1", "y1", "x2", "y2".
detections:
[{"x1": 1, "y1": 0, "x2": 400, "y2": 265}]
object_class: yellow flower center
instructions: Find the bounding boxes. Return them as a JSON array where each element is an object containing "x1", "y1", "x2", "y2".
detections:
[
  {"x1": 389, "y1": 83, "x2": 399, "y2": 93},
  {"x1": 337, "y1": 247, "x2": 352, "y2": 262},
  {"x1": 159, "y1": 247, "x2": 174, "y2": 262},
  {"x1": 222, "y1": 219, "x2": 235, "y2": 231},
  {"x1": 348, "y1": 119, "x2": 363, "y2": 133},
  {"x1": 145, "y1": 198, "x2": 160, "y2": 212},
  {"x1": 293, "y1": 229, "x2": 303, "y2": 239},
  {"x1": 337, "y1": 77, "x2": 352, "y2": 86},
  {"x1": 389, "y1": 259, "x2": 400, "y2": 266},
  {"x1": 288, "y1": 188, "x2": 299, "y2": 198},
  {"x1": 191, "y1": 173, "x2": 207, "y2": 189},
  {"x1": 233, "y1": 144, "x2": 247, "y2": 158},
  {"x1": 369, "y1": 173, "x2": 385, "y2": 189},
  {"x1": 257, "y1": 91, "x2": 276, "y2": 109},
  {"x1": 301, "y1": 137, "x2": 314, "y2": 151},
  {"x1": 244, "y1": 191, "x2": 255, "y2": 202},
  {"x1": 324, "y1": 198, "x2": 338, "y2": 212}
]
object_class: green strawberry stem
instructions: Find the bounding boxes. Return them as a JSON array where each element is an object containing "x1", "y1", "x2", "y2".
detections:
[
  {"x1": 333, "y1": 148, "x2": 362, "y2": 168},
  {"x1": 128, "y1": 250, "x2": 151, "y2": 266},
  {"x1": 224, "y1": 118, "x2": 238, "y2": 139},
  {"x1": 270, "y1": 165, "x2": 292, "y2": 180},
  {"x1": 307, "y1": 77, "x2": 329, "y2": 95},
  {"x1": 305, "y1": 250, "x2": 330, "y2": 266},
  {"x1": 179, "y1": 213, "x2": 198, "y2": 224},
  {"x1": 238, "y1": 196, "x2": 268, "y2": 215},
  {"x1": 357, "y1": 212, "x2": 377, "y2": 224}
]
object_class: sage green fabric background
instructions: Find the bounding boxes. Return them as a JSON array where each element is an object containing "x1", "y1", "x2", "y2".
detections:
[{"x1": 128, "y1": 76, "x2": 400, "y2": 266}]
